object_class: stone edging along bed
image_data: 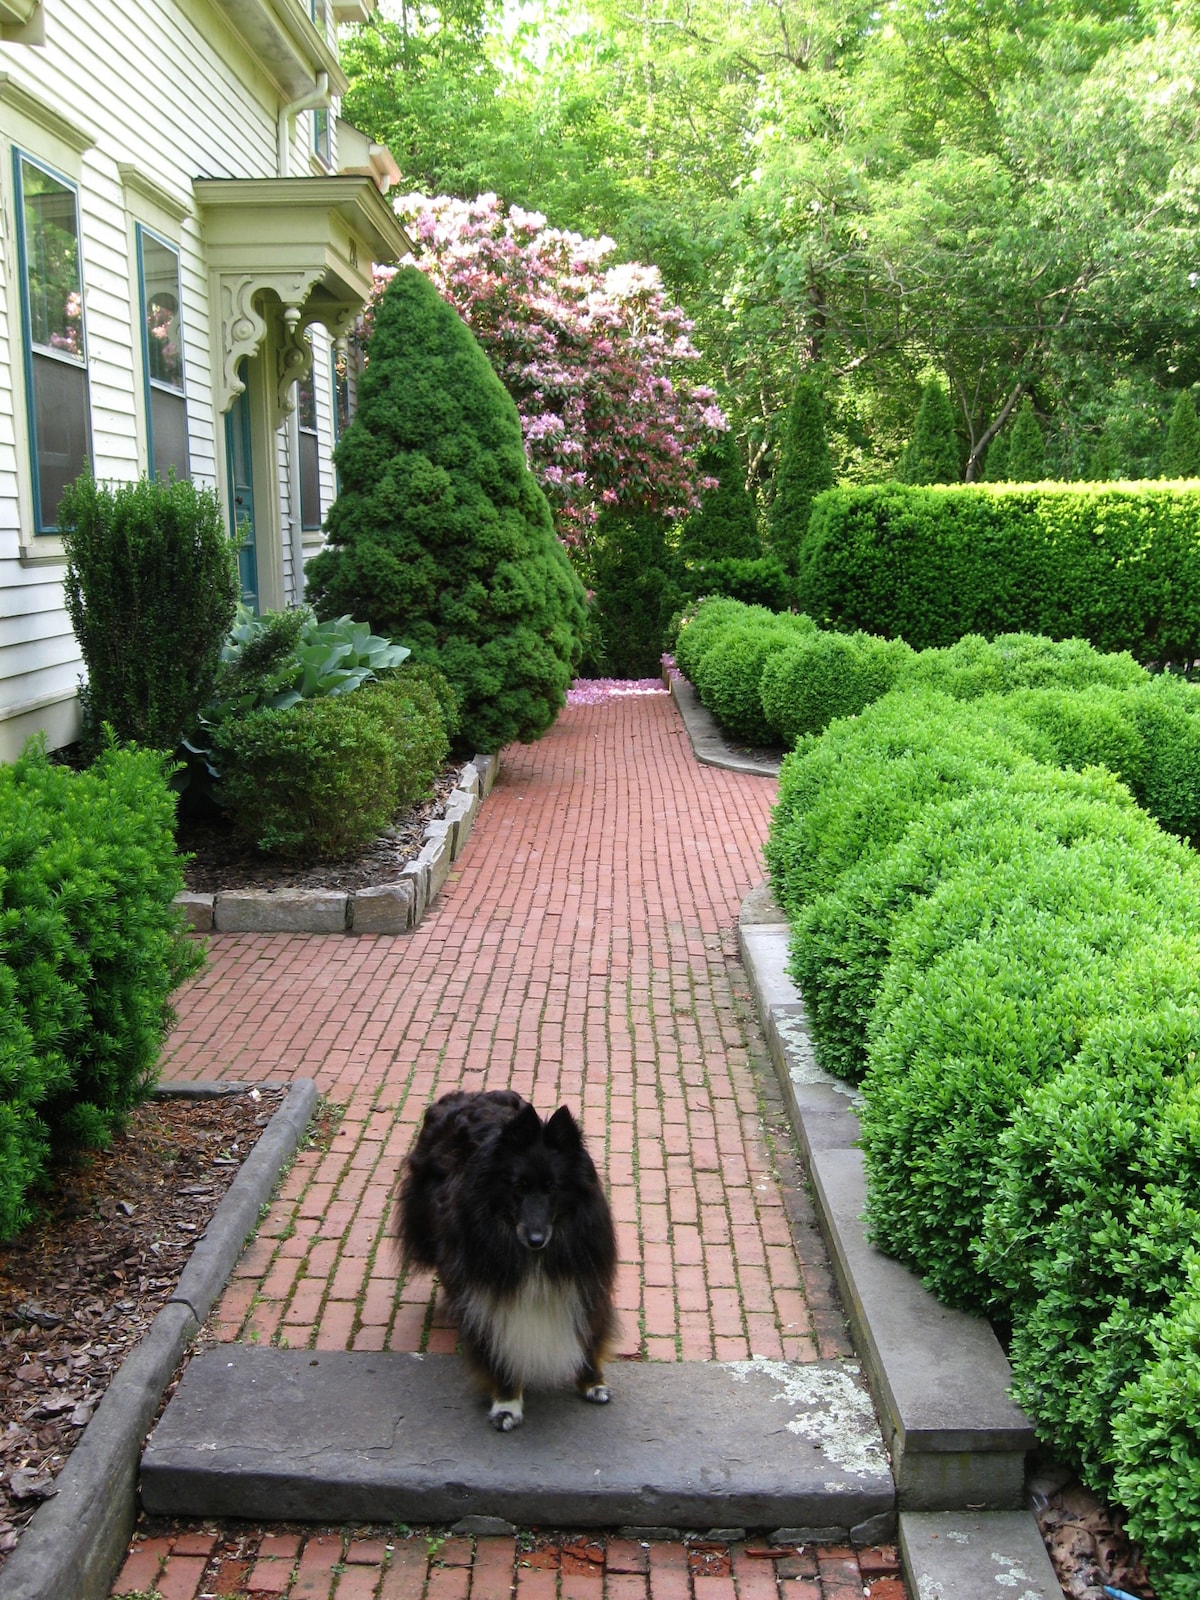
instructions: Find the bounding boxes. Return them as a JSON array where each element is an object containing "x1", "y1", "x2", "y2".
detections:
[
  {"x1": 174, "y1": 752, "x2": 500, "y2": 936},
  {"x1": 0, "y1": 1079, "x2": 319, "y2": 1600}
]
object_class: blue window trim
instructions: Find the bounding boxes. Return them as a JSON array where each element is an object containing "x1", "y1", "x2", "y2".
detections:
[
  {"x1": 13, "y1": 146, "x2": 91, "y2": 535},
  {"x1": 135, "y1": 222, "x2": 189, "y2": 480}
]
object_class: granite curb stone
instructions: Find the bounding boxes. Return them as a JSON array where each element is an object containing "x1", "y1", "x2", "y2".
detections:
[
  {"x1": 899, "y1": 1510, "x2": 1061, "y2": 1598},
  {"x1": 667, "y1": 671, "x2": 782, "y2": 778},
  {"x1": 177, "y1": 754, "x2": 497, "y2": 935},
  {"x1": 736, "y1": 905, "x2": 1035, "y2": 1510},
  {"x1": 0, "y1": 1079, "x2": 319, "y2": 1600}
]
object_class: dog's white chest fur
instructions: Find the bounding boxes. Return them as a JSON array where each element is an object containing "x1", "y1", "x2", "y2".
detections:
[{"x1": 460, "y1": 1272, "x2": 586, "y2": 1389}]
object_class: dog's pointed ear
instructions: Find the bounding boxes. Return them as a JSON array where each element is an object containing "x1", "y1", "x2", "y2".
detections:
[
  {"x1": 502, "y1": 1102, "x2": 541, "y2": 1148},
  {"x1": 544, "y1": 1106, "x2": 582, "y2": 1152}
]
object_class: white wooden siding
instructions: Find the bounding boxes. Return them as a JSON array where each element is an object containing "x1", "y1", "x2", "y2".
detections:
[{"x1": 0, "y1": 0, "x2": 350, "y2": 756}]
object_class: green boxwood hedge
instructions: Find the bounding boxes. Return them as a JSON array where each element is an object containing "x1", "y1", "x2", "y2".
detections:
[
  {"x1": 796, "y1": 481, "x2": 1200, "y2": 664},
  {"x1": 764, "y1": 669, "x2": 1200, "y2": 1598},
  {"x1": 0, "y1": 740, "x2": 201, "y2": 1240},
  {"x1": 759, "y1": 630, "x2": 913, "y2": 744}
]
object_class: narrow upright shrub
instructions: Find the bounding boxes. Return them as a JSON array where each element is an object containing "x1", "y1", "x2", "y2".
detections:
[
  {"x1": 766, "y1": 374, "x2": 833, "y2": 570},
  {"x1": 59, "y1": 472, "x2": 239, "y2": 752},
  {"x1": 679, "y1": 435, "x2": 760, "y2": 560},
  {"x1": 1161, "y1": 391, "x2": 1200, "y2": 478},
  {"x1": 1004, "y1": 397, "x2": 1047, "y2": 481},
  {"x1": 305, "y1": 267, "x2": 587, "y2": 753},
  {"x1": 984, "y1": 429, "x2": 1010, "y2": 482},
  {"x1": 1087, "y1": 427, "x2": 1123, "y2": 482},
  {"x1": 898, "y1": 379, "x2": 959, "y2": 485},
  {"x1": 591, "y1": 507, "x2": 682, "y2": 677}
]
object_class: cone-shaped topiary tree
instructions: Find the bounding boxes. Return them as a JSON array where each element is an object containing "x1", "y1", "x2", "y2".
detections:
[
  {"x1": 305, "y1": 267, "x2": 586, "y2": 753},
  {"x1": 984, "y1": 428, "x2": 1010, "y2": 482},
  {"x1": 1161, "y1": 391, "x2": 1200, "y2": 478},
  {"x1": 1087, "y1": 427, "x2": 1123, "y2": 482},
  {"x1": 678, "y1": 433, "x2": 760, "y2": 561},
  {"x1": 766, "y1": 374, "x2": 834, "y2": 571},
  {"x1": 1005, "y1": 395, "x2": 1047, "y2": 481},
  {"x1": 590, "y1": 506, "x2": 683, "y2": 677},
  {"x1": 898, "y1": 379, "x2": 960, "y2": 484}
]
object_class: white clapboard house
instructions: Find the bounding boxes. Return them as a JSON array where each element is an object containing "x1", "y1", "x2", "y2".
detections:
[{"x1": 0, "y1": 0, "x2": 409, "y2": 759}]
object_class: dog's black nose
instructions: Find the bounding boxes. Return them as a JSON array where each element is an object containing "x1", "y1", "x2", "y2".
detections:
[{"x1": 525, "y1": 1229, "x2": 548, "y2": 1250}]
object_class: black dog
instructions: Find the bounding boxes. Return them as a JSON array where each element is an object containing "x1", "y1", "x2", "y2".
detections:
[{"x1": 395, "y1": 1089, "x2": 619, "y2": 1430}]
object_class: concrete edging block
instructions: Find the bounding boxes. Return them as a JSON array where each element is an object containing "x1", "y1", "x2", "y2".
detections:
[
  {"x1": 175, "y1": 892, "x2": 215, "y2": 933},
  {"x1": 0, "y1": 1081, "x2": 316, "y2": 1600},
  {"x1": 351, "y1": 882, "x2": 416, "y2": 934},
  {"x1": 737, "y1": 896, "x2": 1035, "y2": 1513},
  {"x1": 417, "y1": 822, "x2": 453, "y2": 901},
  {"x1": 214, "y1": 889, "x2": 348, "y2": 934}
]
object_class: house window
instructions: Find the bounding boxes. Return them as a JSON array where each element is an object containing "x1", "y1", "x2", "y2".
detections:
[
  {"x1": 297, "y1": 340, "x2": 321, "y2": 530},
  {"x1": 332, "y1": 329, "x2": 362, "y2": 440},
  {"x1": 14, "y1": 150, "x2": 92, "y2": 532},
  {"x1": 136, "y1": 225, "x2": 189, "y2": 480},
  {"x1": 313, "y1": 106, "x2": 331, "y2": 166}
]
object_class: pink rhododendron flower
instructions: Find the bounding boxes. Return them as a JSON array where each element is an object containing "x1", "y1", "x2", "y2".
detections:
[{"x1": 367, "y1": 193, "x2": 727, "y2": 547}]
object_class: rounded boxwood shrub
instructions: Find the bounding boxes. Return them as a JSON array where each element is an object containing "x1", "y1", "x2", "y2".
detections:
[
  {"x1": 860, "y1": 823, "x2": 1200, "y2": 1310},
  {"x1": 213, "y1": 680, "x2": 448, "y2": 860},
  {"x1": 691, "y1": 611, "x2": 819, "y2": 745},
  {"x1": 759, "y1": 630, "x2": 914, "y2": 744},
  {"x1": 305, "y1": 266, "x2": 586, "y2": 754},
  {"x1": 789, "y1": 765, "x2": 1141, "y2": 1084},
  {"x1": 672, "y1": 597, "x2": 767, "y2": 683},
  {"x1": 896, "y1": 631, "x2": 1148, "y2": 701},
  {"x1": 1113, "y1": 1255, "x2": 1200, "y2": 1600},
  {"x1": 764, "y1": 689, "x2": 1053, "y2": 918},
  {"x1": 980, "y1": 992, "x2": 1200, "y2": 1491}
]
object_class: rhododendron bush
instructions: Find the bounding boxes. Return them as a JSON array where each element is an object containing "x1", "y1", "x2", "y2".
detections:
[{"x1": 374, "y1": 193, "x2": 727, "y2": 547}]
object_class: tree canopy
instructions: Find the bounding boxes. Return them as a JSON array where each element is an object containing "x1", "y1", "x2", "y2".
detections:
[{"x1": 342, "y1": 0, "x2": 1200, "y2": 494}]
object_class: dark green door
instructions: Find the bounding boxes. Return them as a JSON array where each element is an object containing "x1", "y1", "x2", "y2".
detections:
[{"x1": 225, "y1": 384, "x2": 258, "y2": 610}]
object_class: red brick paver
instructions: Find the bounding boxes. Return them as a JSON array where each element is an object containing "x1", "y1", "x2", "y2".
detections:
[
  {"x1": 110, "y1": 697, "x2": 895, "y2": 1599},
  {"x1": 112, "y1": 1528, "x2": 905, "y2": 1599},
  {"x1": 164, "y1": 695, "x2": 847, "y2": 1363}
]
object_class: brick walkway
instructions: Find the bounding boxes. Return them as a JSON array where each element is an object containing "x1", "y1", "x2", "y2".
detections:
[{"x1": 111, "y1": 690, "x2": 906, "y2": 1599}]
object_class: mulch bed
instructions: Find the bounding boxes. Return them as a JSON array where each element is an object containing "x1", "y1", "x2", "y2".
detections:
[{"x1": 0, "y1": 1088, "x2": 296, "y2": 1570}]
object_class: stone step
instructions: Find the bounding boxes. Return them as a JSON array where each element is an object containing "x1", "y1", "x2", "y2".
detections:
[{"x1": 141, "y1": 1350, "x2": 895, "y2": 1538}]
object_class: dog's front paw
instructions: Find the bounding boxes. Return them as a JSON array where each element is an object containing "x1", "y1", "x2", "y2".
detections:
[
  {"x1": 582, "y1": 1383, "x2": 611, "y2": 1404},
  {"x1": 489, "y1": 1397, "x2": 524, "y2": 1431}
]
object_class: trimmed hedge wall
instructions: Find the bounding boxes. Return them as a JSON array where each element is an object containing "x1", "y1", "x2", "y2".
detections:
[
  {"x1": 796, "y1": 481, "x2": 1200, "y2": 665},
  {"x1": 0, "y1": 741, "x2": 201, "y2": 1240},
  {"x1": 764, "y1": 678, "x2": 1200, "y2": 1599}
]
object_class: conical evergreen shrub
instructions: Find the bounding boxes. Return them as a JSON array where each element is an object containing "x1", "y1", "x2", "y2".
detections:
[
  {"x1": 984, "y1": 429, "x2": 1010, "y2": 482},
  {"x1": 305, "y1": 267, "x2": 586, "y2": 753},
  {"x1": 898, "y1": 379, "x2": 959, "y2": 484},
  {"x1": 1005, "y1": 396, "x2": 1047, "y2": 482},
  {"x1": 766, "y1": 374, "x2": 833, "y2": 571},
  {"x1": 1161, "y1": 392, "x2": 1200, "y2": 478},
  {"x1": 679, "y1": 434, "x2": 760, "y2": 560},
  {"x1": 1087, "y1": 428, "x2": 1123, "y2": 482}
]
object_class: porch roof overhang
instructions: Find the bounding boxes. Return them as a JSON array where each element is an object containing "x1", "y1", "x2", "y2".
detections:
[
  {"x1": 204, "y1": 0, "x2": 349, "y2": 98},
  {"x1": 194, "y1": 175, "x2": 414, "y2": 420}
]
